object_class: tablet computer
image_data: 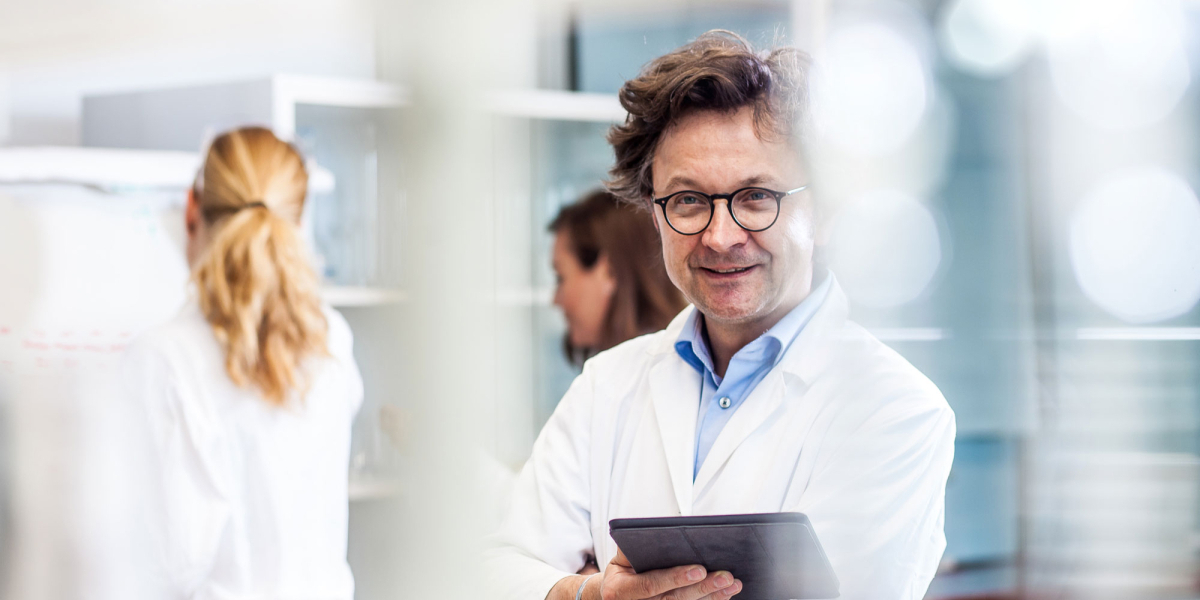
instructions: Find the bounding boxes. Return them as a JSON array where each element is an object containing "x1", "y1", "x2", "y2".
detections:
[{"x1": 608, "y1": 512, "x2": 839, "y2": 600}]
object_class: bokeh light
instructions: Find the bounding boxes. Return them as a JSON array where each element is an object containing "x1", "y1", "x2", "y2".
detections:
[
  {"x1": 827, "y1": 189, "x2": 944, "y2": 308},
  {"x1": 938, "y1": 0, "x2": 1037, "y2": 77},
  {"x1": 1069, "y1": 166, "x2": 1200, "y2": 323},
  {"x1": 810, "y1": 22, "x2": 930, "y2": 156},
  {"x1": 1047, "y1": 0, "x2": 1190, "y2": 130}
]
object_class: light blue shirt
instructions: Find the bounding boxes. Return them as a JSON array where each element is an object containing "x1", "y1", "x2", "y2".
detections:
[{"x1": 675, "y1": 271, "x2": 833, "y2": 480}]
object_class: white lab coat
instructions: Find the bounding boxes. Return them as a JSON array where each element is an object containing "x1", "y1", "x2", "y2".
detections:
[
  {"x1": 487, "y1": 279, "x2": 955, "y2": 600},
  {"x1": 124, "y1": 301, "x2": 364, "y2": 600}
]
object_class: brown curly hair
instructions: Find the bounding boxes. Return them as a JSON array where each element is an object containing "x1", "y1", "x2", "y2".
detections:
[{"x1": 606, "y1": 30, "x2": 812, "y2": 205}]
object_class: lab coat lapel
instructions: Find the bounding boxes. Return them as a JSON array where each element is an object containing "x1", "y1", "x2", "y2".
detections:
[
  {"x1": 692, "y1": 370, "x2": 787, "y2": 494},
  {"x1": 691, "y1": 277, "x2": 851, "y2": 495},
  {"x1": 777, "y1": 275, "x2": 850, "y2": 384},
  {"x1": 648, "y1": 353, "x2": 700, "y2": 516}
]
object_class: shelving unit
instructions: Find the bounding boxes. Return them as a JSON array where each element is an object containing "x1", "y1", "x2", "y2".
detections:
[
  {"x1": 483, "y1": 90, "x2": 626, "y2": 464},
  {"x1": 82, "y1": 75, "x2": 409, "y2": 151},
  {"x1": 322, "y1": 286, "x2": 408, "y2": 308},
  {"x1": 348, "y1": 478, "x2": 403, "y2": 502},
  {"x1": 1075, "y1": 327, "x2": 1200, "y2": 341}
]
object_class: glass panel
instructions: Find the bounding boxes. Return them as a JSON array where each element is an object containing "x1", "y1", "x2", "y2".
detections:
[{"x1": 295, "y1": 103, "x2": 406, "y2": 288}]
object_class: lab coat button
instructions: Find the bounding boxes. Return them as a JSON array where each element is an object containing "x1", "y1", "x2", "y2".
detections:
[{"x1": 718, "y1": 396, "x2": 732, "y2": 409}]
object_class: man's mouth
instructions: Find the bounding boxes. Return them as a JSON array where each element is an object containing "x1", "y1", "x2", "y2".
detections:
[{"x1": 700, "y1": 265, "x2": 757, "y2": 276}]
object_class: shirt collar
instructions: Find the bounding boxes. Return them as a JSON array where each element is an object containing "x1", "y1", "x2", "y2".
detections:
[{"x1": 674, "y1": 269, "x2": 834, "y2": 377}]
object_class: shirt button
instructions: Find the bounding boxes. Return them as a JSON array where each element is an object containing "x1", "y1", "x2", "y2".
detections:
[{"x1": 718, "y1": 396, "x2": 732, "y2": 409}]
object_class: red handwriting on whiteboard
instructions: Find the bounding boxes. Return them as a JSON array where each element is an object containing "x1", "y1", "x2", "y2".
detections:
[{"x1": 22, "y1": 340, "x2": 50, "y2": 351}]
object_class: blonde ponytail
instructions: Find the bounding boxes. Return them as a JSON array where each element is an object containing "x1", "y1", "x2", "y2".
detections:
[{"x1": 191, "y1": 127, "x2": 328, "y2": 406}]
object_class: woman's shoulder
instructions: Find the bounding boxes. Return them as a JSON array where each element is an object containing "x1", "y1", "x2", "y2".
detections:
[
  {"x1": 320, "y1": 304, "x2": 355, "y2": 362},
  {"x1": 127, "y1": 301, "x2": 218, "y2": 367},
  {"x1": 314, "y1": 304, "x2": 364, "y2": 413}
]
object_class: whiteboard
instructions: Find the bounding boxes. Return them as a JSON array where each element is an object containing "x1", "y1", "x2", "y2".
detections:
[
  {"x1": 0, "y1": 183, "x2": 191, "y2": 600},
  {"x1": 0, "y1": 183, "x2": 190, "y2": 374}
]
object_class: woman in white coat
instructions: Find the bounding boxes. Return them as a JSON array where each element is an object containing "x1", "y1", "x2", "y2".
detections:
[{"x1": 126, "y1": 127, "x2": 363, "y2": 600}]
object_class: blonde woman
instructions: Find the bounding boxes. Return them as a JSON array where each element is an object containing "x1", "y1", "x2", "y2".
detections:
[{"x1": 126, "y1": 127, "x2": 363, "y2": 600}]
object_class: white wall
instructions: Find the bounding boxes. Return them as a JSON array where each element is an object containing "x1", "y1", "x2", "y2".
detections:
[{"x1": 0, "y1": 0, "x2": 376, "y2": 146}]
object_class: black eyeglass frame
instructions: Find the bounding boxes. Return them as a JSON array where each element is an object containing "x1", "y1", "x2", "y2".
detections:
[{"x1": 651, "y1": 185, "x2": 809, "y2": 235}]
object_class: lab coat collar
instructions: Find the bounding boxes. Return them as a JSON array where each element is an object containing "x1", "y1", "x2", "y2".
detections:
[
  {"x1": 644, "y1": 275, "x2": 850, "y2": 512},
  {"x1": 646, "y1": 274, "x2": 849, "y2": 386},
  {"x1": 775, "y1": 273, "x2": 849, "y2": 386}
]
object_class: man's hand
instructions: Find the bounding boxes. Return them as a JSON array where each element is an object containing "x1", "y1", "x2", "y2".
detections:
[{"x1": 589, "y1": 549, "x2": 741, "y2": 600}]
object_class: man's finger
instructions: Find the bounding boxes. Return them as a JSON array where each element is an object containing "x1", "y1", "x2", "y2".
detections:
[
  {"x1": 696, "y1": 579, "x2": 742, "y2": 600},
  {"x1": 611, "y1": 549, "x2": 633, "y2": 568},
  {"x1": 658, "y1": 571, "x2": 736, "y2": 600},
  {"x1": 630, "y1": 564, "x2": 706, "y2": 598}
]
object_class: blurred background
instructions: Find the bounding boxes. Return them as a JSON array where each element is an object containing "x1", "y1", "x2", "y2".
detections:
[{"x1": 1, "y1": 0, "x2": 1199, "y2": 598}]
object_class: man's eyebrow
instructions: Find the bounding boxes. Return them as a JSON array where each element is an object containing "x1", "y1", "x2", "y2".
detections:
[
  {"x1": 661, "y1": 176, "x2": 703, "y2": 192},
  {"x1": 739, "y1": 175, "x2": 775, "y2": 187}
]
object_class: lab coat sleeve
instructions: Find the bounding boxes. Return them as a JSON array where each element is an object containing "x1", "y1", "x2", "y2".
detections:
[
  {"x1": 485, "y1": 365, "x2": 598, "y2": 600},
  {"x1": 124, "y1": 340, "x2": 231, "y2": 599},
  {"x1": 792, "y1": 392, "x2": 956, "y2": 600}
]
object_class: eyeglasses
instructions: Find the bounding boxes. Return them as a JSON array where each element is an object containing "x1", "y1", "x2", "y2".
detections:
[{"x1": 652, "y1": 186, "x2": 809, "y2": 235}]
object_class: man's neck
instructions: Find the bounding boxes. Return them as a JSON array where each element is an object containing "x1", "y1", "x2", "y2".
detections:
[
  {"x1": 702, "y1": 299, "x2": 803, "y2": 379},
  {"x1": 702, "y1": 319, "x2": 764, "y2": 379}
]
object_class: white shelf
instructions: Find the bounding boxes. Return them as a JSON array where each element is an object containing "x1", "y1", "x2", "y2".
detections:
[
  {"x1": 868, "y1": 327, "x2": 948, "y2": 342},
  {"x1": 273, "y1": 75, "x2": 410, "y2": 109},
  {"x1": 1076, "y1": 327, "x2": 1200, "y2": 341},
  {"x1": 322, "y1": 286, "x2": 408, "y2": 307},
  {"x1": 348, "y1": 478, "x2": 402, "y2": 502},
  {"x1": 483, "y1": 89, "x2": 626, "y2": 123},
  {"x1": 0, "y1": 146, "x2": 337, "y2": 194},
  {"x1": 496, "y1": 286, "x2": 554, "y2": 307},
  {"x1": 0, "y1": 146, "x2": 201, "y2": 189}
]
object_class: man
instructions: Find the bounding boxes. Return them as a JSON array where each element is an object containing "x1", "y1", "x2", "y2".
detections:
[{"x1": 487, "y1": 31, "x2": 955, "y2": 600}]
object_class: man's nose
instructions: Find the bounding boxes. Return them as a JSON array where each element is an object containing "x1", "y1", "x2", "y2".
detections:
[{"x1": 702, "y1": 199, "x2": 749, "y2": 252}]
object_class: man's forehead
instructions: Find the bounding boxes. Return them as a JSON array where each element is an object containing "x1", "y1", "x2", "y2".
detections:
[{"x1": 653, "y1": 109, "x2": 804, "y2": 192}]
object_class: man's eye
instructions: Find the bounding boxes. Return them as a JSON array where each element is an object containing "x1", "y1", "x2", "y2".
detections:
[
  {"x1": 678, "y1": 194, "x2": 704, "y2": 205},
  {"x1": 748, "y1": 191, "x2": 770, "y2": 201}
]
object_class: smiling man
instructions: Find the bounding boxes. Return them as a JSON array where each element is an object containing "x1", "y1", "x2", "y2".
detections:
[{"x1": 487, "y1": 32, "x2": 955, "y2": 600}]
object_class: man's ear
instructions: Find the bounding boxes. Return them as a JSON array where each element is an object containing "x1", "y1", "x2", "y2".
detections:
[{"x1": 647, "y1": 199, "x2": 661, "y2": 234}]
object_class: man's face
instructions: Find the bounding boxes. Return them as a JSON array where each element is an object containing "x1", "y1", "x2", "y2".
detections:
[{"x1": 651, "y1": 106, "x2": 815, "y2": 329}]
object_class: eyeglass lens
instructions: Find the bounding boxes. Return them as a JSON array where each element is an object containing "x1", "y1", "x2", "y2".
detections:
[{"x1": 663, "y1": 188, "x2": 779, "y2": 234}]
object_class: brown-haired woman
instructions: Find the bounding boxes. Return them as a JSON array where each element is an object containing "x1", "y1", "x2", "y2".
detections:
[
  {"x1": 550, "y1": 189, "x2": 687, "y2": 364},
  {"x1": 126, "y1": 127, "x2": 362, "y2": 599}
]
